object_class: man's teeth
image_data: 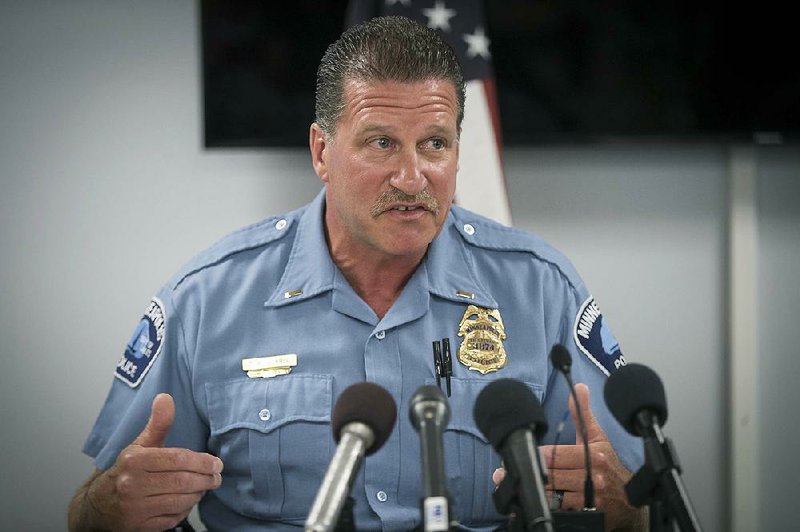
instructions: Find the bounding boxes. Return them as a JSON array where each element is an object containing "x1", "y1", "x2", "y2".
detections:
[{"x1": 396, "y1": 206, "x2": 418, "y2": 211}]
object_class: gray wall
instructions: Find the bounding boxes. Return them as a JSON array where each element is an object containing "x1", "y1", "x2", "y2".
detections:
[
  {"x1": 757, "y1": 150, "x2": 800, "y2": 531},
  {"x1": 1, "y1": 1, "x2": 797, "y2": 530},
  {"x1": 506, "y1": 146, "x2": 730, "y2": 530}
]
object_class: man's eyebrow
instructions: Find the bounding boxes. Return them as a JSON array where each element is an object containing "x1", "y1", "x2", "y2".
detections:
[
  {"x1": 357, "y1": 124, "x2": 396, "y2": 136},
  {"x1": 424, "y1": 124, "x2": 456, "y2": 137},
  {"x1": 356, "y1": 123, "x2": 457, "y2": 138}
]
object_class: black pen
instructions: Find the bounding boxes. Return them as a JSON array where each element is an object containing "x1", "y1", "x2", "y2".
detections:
[
  {"x1": 432, "y1": 341, "x2": 443, "y2": 389},
  {"x1": 442, "y1": 338, "x2": 452, "y2": 397}
]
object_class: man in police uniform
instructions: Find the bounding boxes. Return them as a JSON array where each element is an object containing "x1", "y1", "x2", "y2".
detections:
[{"x1": 69, "y1": 16, "x2": 645, "y2": 531}]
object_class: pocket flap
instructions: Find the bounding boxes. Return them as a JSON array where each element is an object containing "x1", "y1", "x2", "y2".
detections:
[
  {"x1": 436, "y1": 377, "x2": 545, "y2": 442},
  {"x1": 206, "y1": 374, "x2": 332, "y2": 437}
]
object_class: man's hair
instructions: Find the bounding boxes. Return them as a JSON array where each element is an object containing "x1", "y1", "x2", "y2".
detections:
[{"x1": 315, "y1": 16, "x2": 466, "y2": 136}]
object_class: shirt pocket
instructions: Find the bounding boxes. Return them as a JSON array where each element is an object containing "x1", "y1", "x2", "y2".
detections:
[
  {"x1": 206, "y1": 374, "x2": 333, "y2": 521},
  {"x1": 439, "y1": 377, "x2": 544, "y2": 527}
]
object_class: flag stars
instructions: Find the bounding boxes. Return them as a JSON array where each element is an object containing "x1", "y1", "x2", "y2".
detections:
[
  {"x1": 463, "y1": 26, "x2": 491, "y2": 60},
  {"x1": 423, "y1": 1, "x2": 457, "y2": 32}
]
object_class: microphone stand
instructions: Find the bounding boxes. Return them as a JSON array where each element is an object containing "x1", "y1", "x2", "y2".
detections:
[
  {"x1": 493, "y1": 473, "x2": 545, "y2": 532},
  {"x1": 492, "y1": 436, "x2": 554, "y2": 532},
  {"x1": 333, "y1": 496, "x2": 356, "y2": 532},
  {"x1": 625, "y1": 412, "x2": 702, "y2": 532}
]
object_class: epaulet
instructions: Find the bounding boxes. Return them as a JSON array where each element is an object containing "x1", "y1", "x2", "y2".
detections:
[
  {"x1": 165, "y1": 203, "x2": 307, "y2": 290},
  {"x1": 450, "y1": 205, "x2": 584, "y2": 291}
]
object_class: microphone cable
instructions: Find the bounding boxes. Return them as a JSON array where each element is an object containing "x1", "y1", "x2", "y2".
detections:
[{"x1": 548, "y1": 409, "x2": 569, "y2": 510}]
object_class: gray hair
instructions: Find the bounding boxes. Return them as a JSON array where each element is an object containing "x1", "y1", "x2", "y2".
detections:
[{"x1": 315, "y1": 16, "x2": 466, "y2": 136}]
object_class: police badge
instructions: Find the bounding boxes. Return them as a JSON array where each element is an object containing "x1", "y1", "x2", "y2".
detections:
[{"x1": 457, "y1": 305, "x2": 508, "y2": 374}]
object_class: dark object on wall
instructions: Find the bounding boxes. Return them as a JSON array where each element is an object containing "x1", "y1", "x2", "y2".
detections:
[
  {"x1": 201, "y1": 1, "x2": 348, "y2": 148},
  {"x1": 201, "y1": 0, "x2": 799, "y2": 147}
]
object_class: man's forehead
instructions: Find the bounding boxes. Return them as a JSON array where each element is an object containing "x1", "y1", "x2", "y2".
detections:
[
  {"x1": 343, "y1": 77, "x2": 458, "y2": 104},
  {"x1": 340, "y1": 78, "x2": 459, "y2": 122}
]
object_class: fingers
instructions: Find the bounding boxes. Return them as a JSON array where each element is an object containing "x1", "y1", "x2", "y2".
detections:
[
  {"x1": 570, "y1": 383, "x2": 607, "y2": 444},
  {"x1": 123, "y1": 447, "x2": 223, "y2": 475},
  {"x1": 492, "y1": 467, "x2": 506, "y2": 486},
  {"x1": 117, "y1": 470, "x2": 223, "y2": 497},
  {"x1": 126, "y1": 493, "x2": 204, "y2": 531},
  {"x1": 143, "y1": 492, "x2": 205, "y2": 515},
  {"x1": 546, "y1": 489, "x2": 584, "y2": 511},
  {"x1": 540, "y1": 445, "x2": 585, "y2": 470},
  {"x1": 139, "y1": 514, "x2": 189, "y2": 532},
  {"x1": 133, "y1": 393, "x2": 175, "y2": 448}
]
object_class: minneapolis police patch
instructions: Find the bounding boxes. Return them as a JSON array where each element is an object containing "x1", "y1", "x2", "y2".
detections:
[
  {"x1": 114, "y1": 297, "x2": 166, "y2": 388},
  {"x1": 573, "y1": 296, "x2": 627, "y2": 376}
]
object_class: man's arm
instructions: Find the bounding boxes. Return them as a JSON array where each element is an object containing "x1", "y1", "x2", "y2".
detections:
[
  {"x1": 68, "y1": 394, "x2": 223, "y2": 532},
  {"x1": 68, "y1": 469, "x2": 104, "y2": 531}
]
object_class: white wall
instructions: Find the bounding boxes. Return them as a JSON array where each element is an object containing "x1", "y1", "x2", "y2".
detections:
[
  {"x1": 1, "y1": 2, "x2": 797, "y2": 530},
  {"x1": 0, "y1": 2, "x2": 320, "y2": 530}
]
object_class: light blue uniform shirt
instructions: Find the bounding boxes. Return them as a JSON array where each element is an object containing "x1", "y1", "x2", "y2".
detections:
[{"x1": 84, "y1": 189, "x2": 642, "y2": 531}]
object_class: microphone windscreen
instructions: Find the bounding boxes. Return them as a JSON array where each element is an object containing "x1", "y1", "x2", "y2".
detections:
[
  {"x1": 549, "y1": 344, "x2": 572, "y2": 372},
  {"x1": 604, "y1": 363, "x2": 668, "y2": 436},
  {"x1": 473, "y1": 378, "x2": 547, "y2": 450},
  {"x1": 332, "y1": 382, "x2": 397, "y2": 455},
  {"x1": 409, "y1": 384, "x2": 450, "y2": 430}
]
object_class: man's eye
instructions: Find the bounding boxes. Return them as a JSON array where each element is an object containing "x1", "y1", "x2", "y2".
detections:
[
  {"x1": 423, "y1": 138, "x2": 447, "y2": 150},
  {"x1": 371, "y1": 137, "x2": 392, "y2": 149}
]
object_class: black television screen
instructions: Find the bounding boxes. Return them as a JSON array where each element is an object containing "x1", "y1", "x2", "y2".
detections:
[{"x1": 201, "y1": 1, "x2": 799, "y2": 147}]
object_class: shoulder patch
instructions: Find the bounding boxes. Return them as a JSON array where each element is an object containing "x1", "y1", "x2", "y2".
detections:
[
  {"x1": 114, "y1": 297, "x2": 166, "y2": 388},
  {"x1": 573, "y1": 296, "x2": 627, "y2": 376}
]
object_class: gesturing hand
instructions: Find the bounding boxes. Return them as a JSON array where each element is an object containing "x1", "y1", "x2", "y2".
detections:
[
  {"x1": 82, "y1": 394, "x2": 223, "y2": 531},
  {"x1": 491, "y1": 384, "x2": 645, "y2": 531},
  {"x1": 540, "y1": 383, "x2": 642, "y2": 530}
]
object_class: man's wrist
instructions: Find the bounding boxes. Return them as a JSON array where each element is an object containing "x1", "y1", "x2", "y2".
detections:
[
  {"x1": 613, "y1": 505, "x2": 648, "y2": 532},
  {"x1": 69, "y1": 470, "x2": 112, "y2": 532}
]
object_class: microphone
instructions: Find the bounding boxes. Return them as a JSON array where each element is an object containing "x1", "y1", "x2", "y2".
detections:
[
  {"x1": 409, "y1": 385, "x2": 452, "y2": 532},
  {"x1": 474, "y1": 379, "x2": 554, "y2": 532},
  {"x1": 549, "y1": 344, "x2": 596, "y2": 510},
  {"x1": 604, "y1": 363, "x2": 702, "y2": 532},
  {"x1": 604, "y1": 363, "x2": 668, "y2": 437},
  {"x1": 306, "y1": 382, "x2": 397, "y2": 532}
]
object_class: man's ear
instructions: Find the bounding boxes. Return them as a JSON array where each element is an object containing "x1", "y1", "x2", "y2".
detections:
[{"x1": 309, "y1": 122, "x2": 329, "y2": 183}]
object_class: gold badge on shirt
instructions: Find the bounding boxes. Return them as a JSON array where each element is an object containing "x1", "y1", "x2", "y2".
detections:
[{"x1": 457, "y1": 305, "x2": 508, "y2": 374}]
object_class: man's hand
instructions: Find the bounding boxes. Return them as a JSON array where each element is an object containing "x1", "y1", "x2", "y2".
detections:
[
  {"x1": 541, "y1": 383, "x2": 641, "y2": 530},
  {"x1": 492, "y1": 384, "x2": 645, "y2": 531},
  {"x1": 69, "y1": 394, "x2": 223, "y2": 531}
]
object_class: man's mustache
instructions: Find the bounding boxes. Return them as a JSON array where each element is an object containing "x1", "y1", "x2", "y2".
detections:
[{"x1": 370, "y1": 189, "x2": 439, "y2": 218}]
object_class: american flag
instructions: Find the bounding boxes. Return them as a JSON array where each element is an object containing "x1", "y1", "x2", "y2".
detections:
[{"x1": 346, "y1": 0, "x2": 512, "y2": 226}]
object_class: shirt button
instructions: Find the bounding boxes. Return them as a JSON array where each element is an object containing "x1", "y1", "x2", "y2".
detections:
[
  {"x1": 463, "y1": 223, "x2": 475, "y2": 235},
  {"x1": 275, "y1": 219, "x2": 287, "y2": 230},
  {"x1": 375, "y1": 330, "x2": 386, "y2": 340},
  {"x1": 258, "y1": 408, "x2": 271, "y2": 421},
  {"x1": 376, "y1": 490, "x2": 388, "y2": 502}
]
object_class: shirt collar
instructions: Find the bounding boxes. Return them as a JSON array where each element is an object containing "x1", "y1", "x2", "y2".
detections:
[
  {"x1": 265, "y1": 190, "x2": 498, "y2": 312},
  {"x1": 425, "y1": 210, "x2": 498, "y2": 309},
  {"x1": 264, "y1": 189, "x2": 335, "y2": 308}
]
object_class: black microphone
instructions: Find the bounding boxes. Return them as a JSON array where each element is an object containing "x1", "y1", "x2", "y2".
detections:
[
  {"x1": 604, "y1": 363, "x2": 702, "y2": 532},
  {"x1": 474, "y1": 378, "x2": 554, "y2": 532},
  {"x1": 410, "y1": 385, "x2": 453, "y2": 532},
  {"x1": 549, "y1": 344, "x2": 596, "y2": 510},
  {"x1": 306, "y1": 382, "x2": 397, "y2": 532}
]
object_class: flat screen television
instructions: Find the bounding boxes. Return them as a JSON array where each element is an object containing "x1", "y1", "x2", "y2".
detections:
[{"x1": 201, "y1": 1, "x2": 799, "y2": 147}]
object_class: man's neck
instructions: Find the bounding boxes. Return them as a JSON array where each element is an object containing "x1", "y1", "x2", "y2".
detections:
[{"x1": 331, "y1": 246, "x2": 425, "y2": 320}]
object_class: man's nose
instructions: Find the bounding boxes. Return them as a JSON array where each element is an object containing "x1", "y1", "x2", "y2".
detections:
[{"x1": 389, "y1": 149, "x2": 427, "y2": 195}]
